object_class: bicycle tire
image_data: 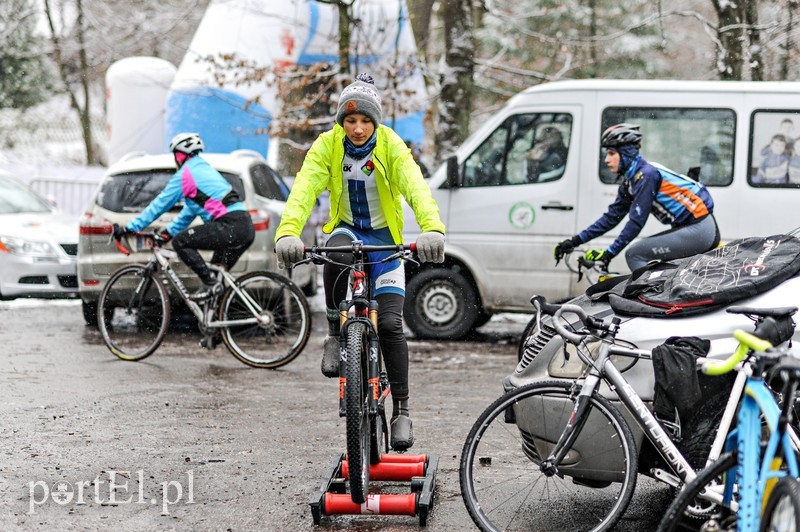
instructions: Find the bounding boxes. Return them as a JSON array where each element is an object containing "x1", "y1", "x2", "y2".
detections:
[
  {"x1": 761, "y1": 476, "x2": 800, "y2": 531},
  {"x1": 218, "y1": 270, "x2": 311, "y2": 369},
  {"x1": 460, "y1": 380, "x2": 638, "y2": 532},
  {"x1": 657, "y1": 451, "x2": 738, "y2": 532},
  {"x1": 97, "y1": 264, "x2": 170, "y2": 361},
  {"x1": 345, "y1": 321, "x2": 370, "y2": 504}
]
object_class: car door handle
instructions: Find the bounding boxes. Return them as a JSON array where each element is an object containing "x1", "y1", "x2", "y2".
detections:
[{"x1": 541, "y1": 204, "x2": 574, "y2": 211}]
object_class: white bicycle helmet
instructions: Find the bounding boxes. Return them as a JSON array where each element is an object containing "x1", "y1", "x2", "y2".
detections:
[{"x1": 169, "y1": 132, "x2": 205, "y2": 155}]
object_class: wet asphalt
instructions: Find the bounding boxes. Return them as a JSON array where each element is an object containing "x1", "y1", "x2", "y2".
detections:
[{"x1": 0, "y1": 298, "x2": 671, "y2": 530}]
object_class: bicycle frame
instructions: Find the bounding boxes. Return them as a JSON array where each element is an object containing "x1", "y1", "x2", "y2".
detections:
[
  {"x1": 121, "y1": 234, "x2": 268, "y2": 330},
  {"x1": 719, "y1": 366, "x2": 800, "y2": 531}
]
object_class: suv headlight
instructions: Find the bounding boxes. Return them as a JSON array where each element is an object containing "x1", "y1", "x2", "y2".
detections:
[
  {"x1": 0, "y1": 236, "x2": 58, "y2": 257},
  {"x1": 548, "y1": 338, "x2": 638, "y2": 378}
]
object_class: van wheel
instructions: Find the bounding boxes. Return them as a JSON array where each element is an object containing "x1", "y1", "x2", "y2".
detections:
[
  {"x1": 82, "y1": 300, "x2": 99, "y2": 327},
  {"x1": 404, "y1": 268, "x2": 478, "y2": 340}
]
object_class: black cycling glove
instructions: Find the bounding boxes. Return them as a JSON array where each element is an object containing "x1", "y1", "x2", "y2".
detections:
[{"x1": 554, "y1": 235, "x2": 582, "y2": 263}]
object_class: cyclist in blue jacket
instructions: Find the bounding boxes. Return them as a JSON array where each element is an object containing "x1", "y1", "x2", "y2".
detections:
[
  {"x1": 113, "y1": 132, "x2": 255, "y2": 300},
  {"x1": 554, "y1": 123, "x2": 719, "y2": 271}
]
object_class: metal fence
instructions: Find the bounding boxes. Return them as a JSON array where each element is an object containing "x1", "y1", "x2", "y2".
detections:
[{"x1": 30, "y1": 178, "x2": 100, "y2": 217}]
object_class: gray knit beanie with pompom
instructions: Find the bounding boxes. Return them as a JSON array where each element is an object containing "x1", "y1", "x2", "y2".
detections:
[{"x1": 336, "y1": 73, "x2": 383, "y2": 127}]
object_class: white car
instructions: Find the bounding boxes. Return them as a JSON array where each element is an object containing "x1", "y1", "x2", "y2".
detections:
[
  {"x1": 0, "y1": 171, "x2": 79, "y2": 300},
  {"x1": 77, "y1": 150, "x2": 317, "y2": 325}
]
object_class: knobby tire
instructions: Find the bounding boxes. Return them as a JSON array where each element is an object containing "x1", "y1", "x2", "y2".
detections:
[{"x1": 345, "y1": 322, "x2": 370, "y2": 504}]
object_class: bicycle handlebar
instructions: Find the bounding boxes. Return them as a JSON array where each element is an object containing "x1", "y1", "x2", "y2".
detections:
[
  {"x1": 702, "y1": 329, "x2": 774, "y2": 376},
  {"x1": 306, "y1": 243, "x2": 416, "y2": 254},
  {"x1": 551, "y1": 304, "x2": 592, "y2": 345},
  {"x1": 109, "y1": 231, "x2": 166, "y2": 256}
]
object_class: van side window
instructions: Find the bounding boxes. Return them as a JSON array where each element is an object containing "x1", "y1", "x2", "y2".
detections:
[
  {"x1": 600, "y1": 107, "x2": 735, "y2": 186},
  {"x1": 748, "y1": 111, "x2": 800, "y2": 187},
  {"x1": 463, "y1": 113, "x2": 572, "y2": 187}
]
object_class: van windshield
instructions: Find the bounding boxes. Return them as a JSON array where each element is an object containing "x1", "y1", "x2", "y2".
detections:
[{"x1": 601, "y1": 108, "x2": 735, "y2": 186}]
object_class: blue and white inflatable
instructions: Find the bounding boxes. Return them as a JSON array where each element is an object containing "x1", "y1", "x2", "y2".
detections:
[{"x1": 165, "y1": 0, "x2": 427, "y2": 155}]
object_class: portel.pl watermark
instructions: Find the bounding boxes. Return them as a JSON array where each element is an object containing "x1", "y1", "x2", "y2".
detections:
[{"x1": 28, "y1": 470, "x2": 194, "y2": 515}]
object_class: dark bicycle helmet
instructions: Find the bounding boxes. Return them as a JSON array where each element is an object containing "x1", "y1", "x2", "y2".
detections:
[
  {"x1": 601, "y1": 123, "x2": 642, "y2": 149},
  {"x1": 169, "y1": 132, "x2": 205, "y2": 155}
]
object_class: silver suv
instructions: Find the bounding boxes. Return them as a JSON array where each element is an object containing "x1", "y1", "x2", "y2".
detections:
[{"x1": 77, "y1": 150, "x2": 317, "y2": 325}]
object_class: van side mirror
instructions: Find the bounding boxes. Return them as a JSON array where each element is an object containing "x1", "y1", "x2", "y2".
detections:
[{"x1": 446, "y1": 156, "x2": 461, "y2": 188}]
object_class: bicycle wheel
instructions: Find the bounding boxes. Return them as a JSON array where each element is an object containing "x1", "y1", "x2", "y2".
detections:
[
  {"x1": 219, "y1": 271, "x2": 311, "y2": 369},
  {"x1": 460, "y1": 380, "x2": 638, "y2": 532},
  {"x1": 345, "y1": 321, "x2": 370, "y2": 504},
  {"x1": 97, "y1": 264, "x2": 170, "y2": 361},
  {"x1": 762, "y1": 476, "x2": 800, "y2": 532},
  {"x1": 657, "y1": 451, "x2": 738, "y2": 532}
]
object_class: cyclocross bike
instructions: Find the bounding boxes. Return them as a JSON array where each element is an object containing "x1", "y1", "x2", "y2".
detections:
[
  {"x1": 460, "y1": 297, "x2": 799, "y2": 532},
  {"x1": 658, "y1": 313, "x2": 800, "y2": 532},
  {"x1": 517, "y1": 249, "x2": 617, "y2": 360},
  {"x1": 97, "y1": 231, "x2": 311, "y2": 368},
  {"x1": 294, "y1": 240, "x2": 416, "y2": 504}
]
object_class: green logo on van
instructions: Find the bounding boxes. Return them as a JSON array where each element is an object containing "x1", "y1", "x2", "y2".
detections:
[{"x1": 509, "y1": 202, "x2": 535, "y2": 229}]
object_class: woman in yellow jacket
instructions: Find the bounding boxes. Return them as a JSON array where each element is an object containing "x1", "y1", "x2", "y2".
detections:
[{"x1": 275, "y1": 73, "x2": 445, "y2": 451}]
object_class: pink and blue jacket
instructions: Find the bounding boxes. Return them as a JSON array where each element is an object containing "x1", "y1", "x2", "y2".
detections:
[{"x1": 126, "y1": 155, "x2": 246, "y2": 236}]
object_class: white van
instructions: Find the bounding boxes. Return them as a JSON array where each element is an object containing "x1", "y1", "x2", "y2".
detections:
[{"x1": 402, "y1": 79, "x2": 800, "y2": 339}]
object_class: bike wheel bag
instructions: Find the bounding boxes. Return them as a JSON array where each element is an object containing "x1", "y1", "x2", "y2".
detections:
[{"x1": 597, "y1": 234, "x2": 800, "y2": 318}]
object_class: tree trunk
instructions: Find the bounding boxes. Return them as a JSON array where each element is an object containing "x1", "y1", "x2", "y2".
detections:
[
  {"x1": 436, "y1": 0, "x2": 474, "y2": 161},
  {"x1": 745, "y1": 0, "x2": 763, "y2": 81},
  {"x1": 407, "y1": 0, "x2": 435, "y2": 59},
  {"x1": 338, "y1": 1, "x2": 350, "y2": 75},
  {"x1": 43, "y1": 0, "x2": 96, "y2": 165},
  {"x1": 781, "y1": 0, "x2": 797, "y2": 80},
  {"x1": 712, "y1": 0, "x2": 744, "y2": 80}
]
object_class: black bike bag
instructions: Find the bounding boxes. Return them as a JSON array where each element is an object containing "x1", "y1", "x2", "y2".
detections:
[{"x1": 591, "y1": 234, "x2": 800, "y2": 318}]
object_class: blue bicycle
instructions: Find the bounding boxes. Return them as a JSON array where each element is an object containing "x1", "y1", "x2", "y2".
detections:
[{"x1": 658, "y1": 307, "x2": 800, "y2": 532}]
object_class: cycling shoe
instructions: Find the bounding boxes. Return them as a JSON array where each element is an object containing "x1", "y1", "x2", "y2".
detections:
[
  {"x1": 321, "y1": 335, "x2": 339, "y2": 378},
  {"x1": 390, "y1": 415, "x2": 414, "y2": 452}
]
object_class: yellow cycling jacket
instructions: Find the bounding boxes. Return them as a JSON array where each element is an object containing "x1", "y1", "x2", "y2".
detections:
[{"x1": 275, "y1": 124, "x2": 446, "y2": 244}]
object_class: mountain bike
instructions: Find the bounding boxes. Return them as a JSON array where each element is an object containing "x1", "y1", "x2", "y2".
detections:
[
  {"x1": 97, "y1": 231, "x2": 311, "y2": 368},
  {"x1": 460, "y1": 297, "x2": 798, "y2": 532},
  {"x1": 293, "y1": 240, "x2": 416, "y2": 504},
  {"x1": 658, "y1": 321, "x2": 800, "y2": 532}
]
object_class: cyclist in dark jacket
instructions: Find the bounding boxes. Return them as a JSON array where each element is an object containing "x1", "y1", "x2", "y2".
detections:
[
  {"x1": 554, "y1": 123, "x2": 719, "y2": 271},
  {"x1": 114, "y1": 132, "x2": 255, "y2": 300}
]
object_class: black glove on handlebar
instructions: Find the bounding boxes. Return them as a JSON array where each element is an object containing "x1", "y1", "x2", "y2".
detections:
[
  {"x1": 152, "y1": 230, "x2": 171, "y2": 246},
  {"x1": 554, "y1": 235, "x2": 581, "y2": 263},
  {"x1": 112, "y1": 223, "x2": 128, "y2": 241}
]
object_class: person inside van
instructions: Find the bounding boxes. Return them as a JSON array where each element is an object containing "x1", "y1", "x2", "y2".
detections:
[
  {"x1": 112, "y1": 132, "x2": 255, "y2": 301},
  {"x1": 754, "y1": 134, "x2": 790, "y2": 184},
  {"x1": 553, "y1": 123, "x2": 719, "y2": 271},
  {"x1": 274, "y1": 73, "x2": 446, "y2": 452},
  {"x1": 526, "y1": 126, "x2": 568, "y2": 182}
]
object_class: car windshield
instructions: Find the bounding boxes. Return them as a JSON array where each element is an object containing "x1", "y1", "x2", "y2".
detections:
[
  {"x1": 97, "y1": 169, "x2": 245, "y2": 213},
  {"x1": 0, "y1": 176, "x2": 52, "y2": 214}
]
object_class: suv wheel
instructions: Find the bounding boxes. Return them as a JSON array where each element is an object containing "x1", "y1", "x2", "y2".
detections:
[{"x1": 82, "y1": 300, "x2": 98, "y2": 327}]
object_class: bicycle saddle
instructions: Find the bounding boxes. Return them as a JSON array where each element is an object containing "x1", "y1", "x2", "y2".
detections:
[{"x1": 726, "y1": 305, "x2": 798, "y2": 318}]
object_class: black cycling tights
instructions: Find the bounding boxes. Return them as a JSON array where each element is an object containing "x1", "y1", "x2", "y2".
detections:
[
  {"x1": 323, "y1": 233, "x2": 410, "y2": 401},
  {"x1": 171, "y1": 210, "x2": 255, "y2": 285}
]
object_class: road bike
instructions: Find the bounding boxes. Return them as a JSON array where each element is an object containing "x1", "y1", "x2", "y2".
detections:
[
  {"x1": 460, "y1": 296, "x2": 799, "y2": 531},
  {"x1": 658, "y1": 316, "x2": 800, "y2": 532},
  {"x1": 517, "y1": 248, "x2": 618, "y2": 360},
  {"x1": 294, "y1": 240, "x2": 416, "y2": 504},
  {"x1": 97, "y1": 231, "x2": 311, "y2": 368}
]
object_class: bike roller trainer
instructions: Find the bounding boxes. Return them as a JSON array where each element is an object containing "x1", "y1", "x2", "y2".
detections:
[{"x1": 309, "y1": 452, "x2": 438, "y2": 526}]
